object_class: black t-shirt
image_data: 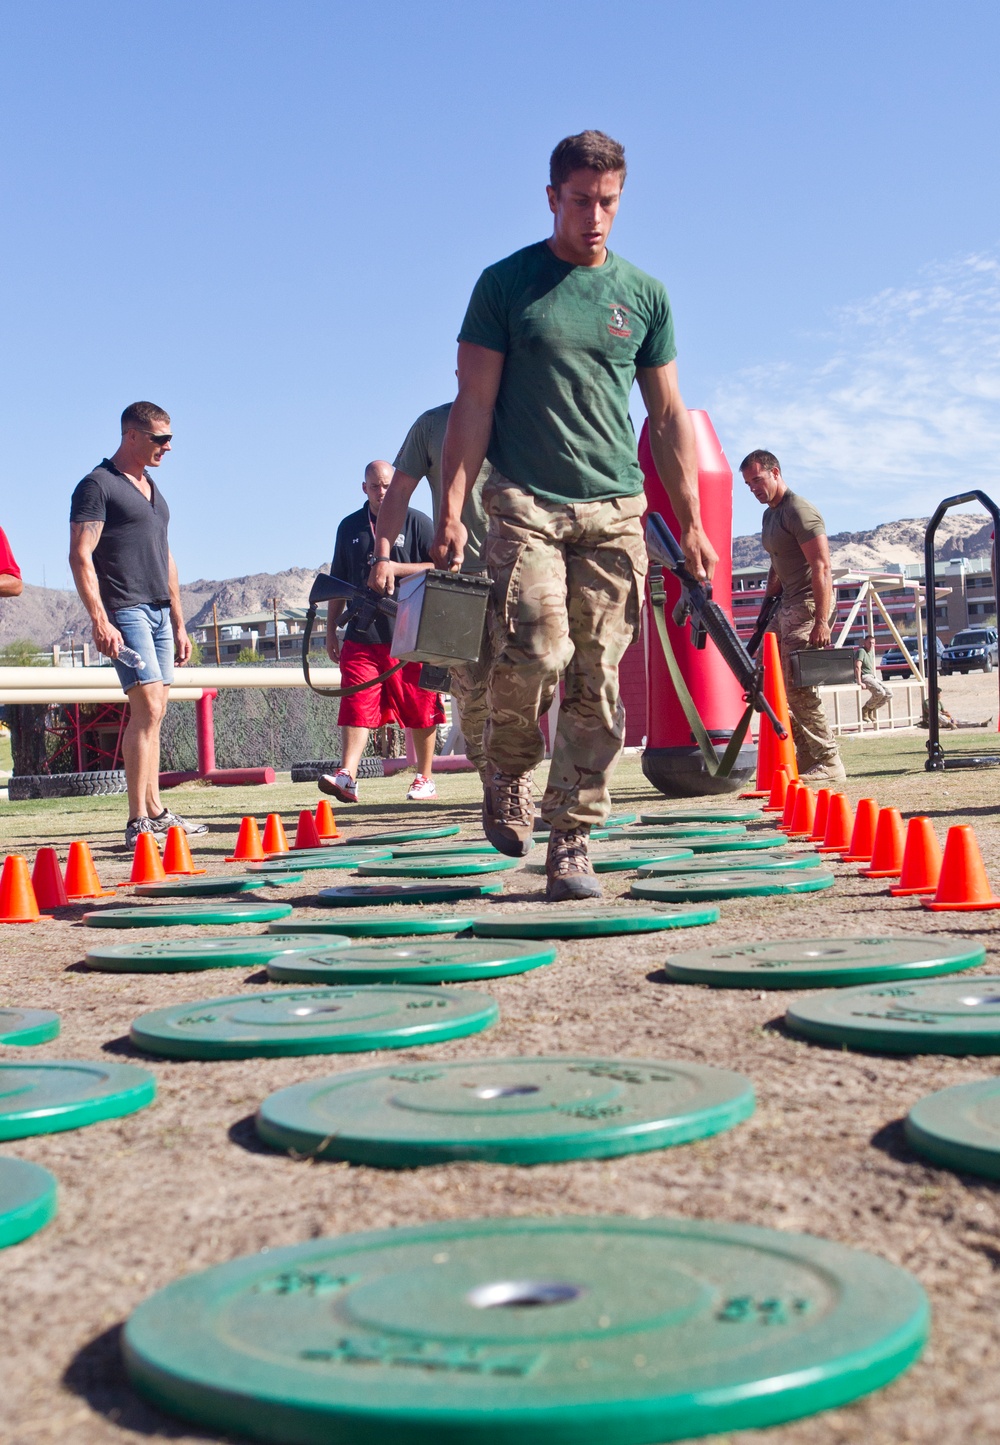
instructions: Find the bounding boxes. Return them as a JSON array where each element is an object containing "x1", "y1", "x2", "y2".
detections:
[
  {"x1": 331, "y1": 503, "x2": 434, "y2": 646},
  {"x1": 69, "y1": 460, "x2": 171, "y2": 612}
]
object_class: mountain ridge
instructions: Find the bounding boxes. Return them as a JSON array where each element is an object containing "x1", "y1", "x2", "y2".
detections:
[{"x1": 1, "y1": 511, "x2": 992, "y2": 649}]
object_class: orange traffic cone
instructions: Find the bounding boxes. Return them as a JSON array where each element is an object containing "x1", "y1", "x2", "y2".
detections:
[
  {"x1": 742, "y1": 632, "x2": 799, "y2": 797},
  {"x1": 314, "y1": 800, "x2": 339, "y2": 839},
  {"x1": 891, "y1": 817, "x2": 943, "y2": 897},
  {"x1": 163, "y1": 825, "x2": 207, "y2": 876},
  {"x1": 779, "y1": 779, "x2": 802, "y2": 830},
  {"x1": 293, "y1": 809, "x2": 324, "y2": 849},
  {"x1": 922, "y1": 825, "x2": 1000, "y2": 911},
  {"x1": 128, "y1": 832, "x2": 166, "y2": 884},
  {"x1": 32, "y1": 847, "x2": 69, "y2": 910},
  {"x1": 65, "y1": 840, "x2": 116, "y2": 899},
  {"x1": 861, "y1": 807, "x2": 906, "y2": 878},
  {"x1": 0, "y1": 855, "x2": 41, "y2": 922},
  {"x1": 226, "y1": 816, "x2": 265, "y2": 862},
  {"x1": 842, "y1": 798, "x2": 879, "y2": 863},
  {"x1": 262, "y1": 813, "x2": 289, "y2": 854},
  {"x1": 763, "y1": 766, "x2": 790, "y2": 813},
  {"x1": 786, "y1": 785, "x2": 817, "y2": 838},
  {"x1": 818, "y1": 793, "x2": 854, "y2": 853},
  {"x1": 809, "y1": 788, "x2": 832, "y2": 843}
]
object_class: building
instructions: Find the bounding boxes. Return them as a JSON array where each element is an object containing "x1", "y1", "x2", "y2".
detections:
[{"x1": 189, "y1": 608, "x2": 320, "y2": 662}]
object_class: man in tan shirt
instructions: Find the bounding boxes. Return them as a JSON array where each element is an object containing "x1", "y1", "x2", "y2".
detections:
[{"x1": 741, "y1": 449, "x2": 846, "y2": 782}]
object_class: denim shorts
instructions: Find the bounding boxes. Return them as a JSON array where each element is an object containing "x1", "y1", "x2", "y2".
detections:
[{"x1": 112, "y1": 604, "x2": 175, "y2": 691}]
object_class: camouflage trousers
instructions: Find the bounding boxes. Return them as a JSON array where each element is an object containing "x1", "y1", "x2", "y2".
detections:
[
  {"x1": 482, "y1": 476, "x2": 647, "y2": 830},
  {"x1": 769, "y1": 598, "x2": 842, "y2": 771},
  {"x1": 448, "y1": 623, "x2": 493, "y2": 780}
]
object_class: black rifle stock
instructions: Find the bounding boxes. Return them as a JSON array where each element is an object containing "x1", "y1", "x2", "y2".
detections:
[
  {"x1": 746, "y1": 592, "x2": 781, "y2": 659},
  {"x1": 645, "y1": 513, "x2": 787, "y2": 741},
  {"x1": 300, "y1": 572, "x2": 404, "y2": 700}
]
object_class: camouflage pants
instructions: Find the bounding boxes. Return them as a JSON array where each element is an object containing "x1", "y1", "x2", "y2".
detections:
[
  {"x1": 448, "y1": 624, "x2": 493, "y2": 780},
  {"x1": 769, "y1": 598, "x2": 841, "y2": 770},
  {"x1": 482, "y1": 476, "x2": 647, "y2": 829}
]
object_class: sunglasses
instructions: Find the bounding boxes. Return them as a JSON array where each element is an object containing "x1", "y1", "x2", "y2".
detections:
[{"x1": 144, "y1": 431, "x2": 173, "y2": 444}]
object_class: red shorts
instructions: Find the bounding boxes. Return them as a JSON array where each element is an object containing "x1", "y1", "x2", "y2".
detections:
[{"x1": 336, "y1": 640, "x2": 446, "y2": 730}]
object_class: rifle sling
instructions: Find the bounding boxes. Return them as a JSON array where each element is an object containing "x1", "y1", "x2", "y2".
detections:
[
  {"x1": 648, "y1": 587, "x2": 754, "y2": 779},
  {"x1": 301, "y1": 604, "x2": 406, "y2": 700}
]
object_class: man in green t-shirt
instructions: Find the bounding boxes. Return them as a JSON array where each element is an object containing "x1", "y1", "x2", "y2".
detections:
[
  {"x1": 740, "y1": 449, "x2": 846, "y2": 781},
  {"x1": 368, "y1": 401, "x2": 494, "y2": 781},
  {"x1": 854, "y1": 633, "x2": 891, "y2": 722},
  {"x1": 429, "y1": 129, "x2": 716, "y2": 902}
]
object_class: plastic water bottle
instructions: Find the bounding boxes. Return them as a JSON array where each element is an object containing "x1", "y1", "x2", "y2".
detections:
[{"x1": 117, "y1": 645, "x2": 146, "y2": 671}]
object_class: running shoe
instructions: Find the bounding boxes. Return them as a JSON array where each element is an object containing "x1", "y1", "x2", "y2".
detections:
[
  {"x1": 406, "y1": 774, "x2": 437, "y2": 801},
  {"x1": 319, "y1": 769, "x2": 359, "y2": 803},
  {"x1": 124, "y1": 816, "x2": 156, "y2": 849},
  {"x1": 149, "y1": 808, "x2": 209, "y2": 836}
]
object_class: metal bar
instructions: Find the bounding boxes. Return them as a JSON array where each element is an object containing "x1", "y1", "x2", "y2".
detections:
[
  {"x1": 835, "y1": 582, "x2": 867, "y2": 646},
  {"x1": 212, "y1": 603, "x2": 221, "y2": 665},
  {"x1": 195, "y1": 689, "x2": 218, "y2": 776}
]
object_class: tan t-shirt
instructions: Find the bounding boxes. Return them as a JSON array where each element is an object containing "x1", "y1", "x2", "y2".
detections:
[
  {"x1": 393, "y1": 402, "x2": 493, "y2": 573},
  {"x1": 761, "y1": 489, "x2": 827, "y2": 605}
]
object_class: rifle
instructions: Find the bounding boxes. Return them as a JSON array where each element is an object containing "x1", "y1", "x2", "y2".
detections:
[
  {"x1": 746, "y1": 592, "x2": 781, "y2": 659},
  {"x1": 300, "y1": 573, "x2": 450, "y2": 699},
  {"x1": 645, "y1": 513, "x2": 787, "y2": 778}
]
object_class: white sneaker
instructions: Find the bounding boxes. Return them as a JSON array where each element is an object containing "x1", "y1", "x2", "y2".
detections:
[
  {"x1": 407, "y1": 774, "x2": 437, "y2": 801},
  {"x1": 319, "y1": 769, "x2": 359, "y2": 803}
]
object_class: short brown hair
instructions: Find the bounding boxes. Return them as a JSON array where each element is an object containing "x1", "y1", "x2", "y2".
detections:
[
  {"x1": 121, "y1": 401, "x2": 170, "y2": 433},
  {"x1": 739, "y1": 449, "x2": 781, "y2": 475},
  {"x1": 549, "y1": 130, "x2": 626, "y2": 189}
]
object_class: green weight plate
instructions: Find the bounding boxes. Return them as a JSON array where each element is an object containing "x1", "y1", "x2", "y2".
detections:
[
  {"x1": 0, "y1": 1157, "x2": 58, "y2": 1248},
  {"x1": 604, "y1": 812, "x2": 638, "y2": 827},
  {"x1": 135, "y1": 873, "x2": 304, "y2": 897},
  {"x1": 357, "y1": 856, "x2": 522, "y2": 879},
  {"x1": 531, "y1": 828, "x2": 620, "y2": 843},
  {"x1": 471, "y1": 904, "x2": 719, "y2": 939},
  {"x1": 618, "y1": 822, "x2": 747, "y2": 839},
  {"x1": 123, "y1": 1214, "x2": 928, "y2": 1445},
  {"x1": 639, "y1": 807, "x2": 764, "y2": 824},
  {"x1": 266, "y1": 939, "x2": 556, "y2": 985},
  {"x1": 0, "y1": 1008, "x2": 60, "y2": 1046},
  {"x1": 391, "y1": 841, "x2": 501, "y2": 858},
  {"x1": 83, "y1": 935, "x2": 352, "y2": 973},
  {"x1": 129, "y1": 985, "x2": 498, "y2": 1060},
  {"x1": 83, "y1": 902, "x2": 294, "y2": 928},
  {"x1": 256, "y1": 1054, "x2": 754, "y2": 1166},
  {"x1": 267, "y1": 913, "x2": 475, "y2": 938},
  {"x1": 683, "y1": 834, "x2": 794, "y2": 853},
  {"x1": 638, "y1": 852, "x2": 818, "y2": 876},
  {"x1": 589, "y1": 847, "x2": 695, "y2": 874},
  {"x1": 317, "y1": 883, "x2": 502, "y2": 907},
  {"x1": 662, "y1": 935, "x2": 987, "y2": 989},
  {"x1": 252, "y1": 854, "x2": 392, "y2": 873},
  {"x1": 787, "y1": 976, "x2": 1000, "y2": 1054},
  {"x1": 906, "y1": 1079, "x2": 1000, "y2": 1178},
  {"x1": 631, "y1": 869, "x2": 835, "y2": 902},
  {"x1": 355, "y1": 826, "x2": 462, "y2": 846},
  {"x1": 0, "y1": 1059, "x2": 155, "y2": 1140}
]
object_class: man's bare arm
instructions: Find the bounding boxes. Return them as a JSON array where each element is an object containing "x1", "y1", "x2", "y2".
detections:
[
  {"x1": 69, "y1": 520, "x2": 123, "y2": 658},
  {"x1": 801, "y1": 535, "x2": 833, "y2": 647},
  {"x1": 636, "y1": 362, "x2": 717, "y2": 582},
  {"x1": 431, "y1": 342, "x2": 504, "y2": 570},
  {"x1": 0, "y1": 573, "x2": 22, "y2": 597},
  {"x1": 765, "y1": 565, "x2": 782, "y2": 598},
  {"x1": 167, "y1": 551, "x2": 190, "y2": 666}
]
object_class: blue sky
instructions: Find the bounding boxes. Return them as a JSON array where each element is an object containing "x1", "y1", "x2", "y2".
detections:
[{"x1": 2, "y1": 0, "x2": 999, "y2": 588}]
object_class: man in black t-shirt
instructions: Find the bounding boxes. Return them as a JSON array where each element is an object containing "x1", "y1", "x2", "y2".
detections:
[
  {"x1": 321, "y1": 461, "x2": 443, "y2": 803},
  {"x1": 69, "y1": 401, "x2": 206, "y2": 849}
]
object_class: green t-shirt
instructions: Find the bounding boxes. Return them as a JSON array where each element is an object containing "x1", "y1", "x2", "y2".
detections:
[
  {"x1": 393, "y1": 402, "x2": 492, "y2": 572},
  {"x1": 761, "y1": 490, "x2": 827, "y2": 606},
  {"x1": 458, "y1": 240, "x2": 676, "y2": 504}
]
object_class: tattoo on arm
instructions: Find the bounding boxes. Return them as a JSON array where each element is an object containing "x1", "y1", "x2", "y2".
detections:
[{"x1": 70, "y1": 520, "x2": 104, "y2": 549}]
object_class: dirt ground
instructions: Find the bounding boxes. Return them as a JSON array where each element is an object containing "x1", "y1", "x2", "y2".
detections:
[{"x1": 4, "y1": 679, "x2": 1000, "y2": 1445}]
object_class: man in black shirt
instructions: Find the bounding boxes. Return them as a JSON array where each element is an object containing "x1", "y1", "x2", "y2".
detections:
[
  {"x1": 321, "y1": 461, "x2": 443, "y2": 803},
  {"x1": 69, "y1": 401, "x2": 206, "y2": 848}
]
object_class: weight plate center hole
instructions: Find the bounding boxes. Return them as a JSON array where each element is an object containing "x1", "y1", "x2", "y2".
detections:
[
  {"x1": 465, "y1": 1084, "x2": 541, "y2": 1099},
  {"x1": 291, "y1": 1006, "x2": 342, "y2": 1017},
  {"x1": 467, "y1": 1280, "x2": 583, "y2": 1308},
  {"x1": 960, "y1": 995, "x2": 1000, "y2": 1007}
]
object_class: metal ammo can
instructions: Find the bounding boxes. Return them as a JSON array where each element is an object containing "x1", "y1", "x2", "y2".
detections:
[{"x1": 391, "y1": 570, "x2": 492, "y2": 666}]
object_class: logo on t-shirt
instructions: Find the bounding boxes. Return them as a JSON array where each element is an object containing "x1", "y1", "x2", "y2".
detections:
[{"x1": 608, "y1": 305, "x2": 631, "y2": 338}]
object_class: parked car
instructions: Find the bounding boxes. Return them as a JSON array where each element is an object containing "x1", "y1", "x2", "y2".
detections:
[
  {"x1": 939, "y1": 627, "x2": 999, "y2": 675},
  {"x1": 879, "y1": 636, "x2": 945, "y2": 680}
]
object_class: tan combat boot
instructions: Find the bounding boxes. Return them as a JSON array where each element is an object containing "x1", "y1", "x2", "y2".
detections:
[
  {"x1": 482, "y1": 768, "x2": 535, "y2": 857},
  {"x1": 545, "y1": 825, "x2": 602, "y2": 902}
]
